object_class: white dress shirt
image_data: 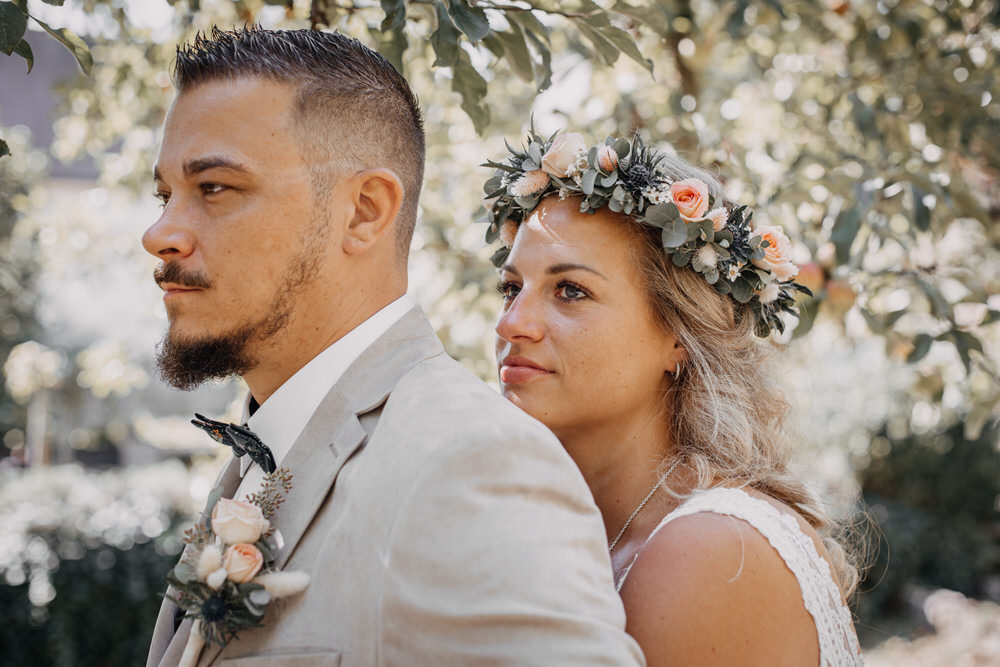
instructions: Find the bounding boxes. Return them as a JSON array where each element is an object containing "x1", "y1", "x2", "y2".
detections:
[{"x1": 233, "y1": 294, "x2": 416, "y2": 499}]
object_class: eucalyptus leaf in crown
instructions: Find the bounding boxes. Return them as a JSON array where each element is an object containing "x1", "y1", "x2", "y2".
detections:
[{"x1": 481, "y1": 128, "x2": 813, "y2": 337}]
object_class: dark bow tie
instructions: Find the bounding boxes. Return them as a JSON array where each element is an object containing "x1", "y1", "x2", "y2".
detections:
[{"x1": 191, "y1": 413, "x2": 277, "y2": 474}]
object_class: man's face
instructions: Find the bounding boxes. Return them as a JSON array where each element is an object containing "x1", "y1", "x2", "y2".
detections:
[{"x1": 144, "y1": 78, "x2": 333, "y2": 388}]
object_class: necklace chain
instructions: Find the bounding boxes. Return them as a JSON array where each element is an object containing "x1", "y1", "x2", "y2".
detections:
[{"x1": 608, "y1": 457, "x2": 683, "y2": 553}]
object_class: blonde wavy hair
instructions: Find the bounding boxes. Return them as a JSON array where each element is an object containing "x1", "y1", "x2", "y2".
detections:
[{"x1": 622, "y1": 153, "x2": 861, "y2": 599}]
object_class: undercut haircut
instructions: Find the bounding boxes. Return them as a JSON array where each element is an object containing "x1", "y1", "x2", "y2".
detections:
[{"x1": 173, "y1": 26, "x2": 425, "y2": 255}]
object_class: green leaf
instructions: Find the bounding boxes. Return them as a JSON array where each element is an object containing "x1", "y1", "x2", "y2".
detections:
[
  {"x1": 172, "y1": 561, "x2": 196, "y2": 584},
  {"x1": 592, "y1": 23, "x2": 652, "y2": 73},
  {"x1": 911, "y1": 183, "x2": 930, "y2": 231},
  {"x1": 13, "y1": 36, "x2": 30, "y2": 72},
  {"x1": 645, "y1": 202, "x2": 677, "y2": 227},
  {"x1": 860, "y1": 308, "x2": 884, "y2": 334},
  {"x1": 831, "y1": 204, "x2": 862, "y2": 265},
  {"x1": 493, "y1": 23, "x2": 534, "y2": 83},
  {"x1": 519, "y1": 23, "x2": 551, "y2": 91},
  {"x1": 938, "y1": 328, "x2": 982, "y2": 373},
  {"x1": 573, "y1": 20, "x2": 619, "y2": 66},
  {"x1": 430, "y1": 1, "x2": 461, "y2": 67},
  {"x1": 40, "y1": 0, "x2": 66, "y2": 5},
  {"x1": 611, "y1": 1, "x2": 671, "y2": 36},
  {"x1": 447, "y1": 0, "x2": 489, "y2": 43},
  {"x1": 0, "y1": 2, "x2": 28, "y2": 56},
  {"x1": 0, "y1": 139, "x2": 9, "y2": 158},
  {"x1": 906, "y1": 333, "x2": 933, "y2": 363},
  {"x1": 31, "y1": 16, "x2": 92, "y2": 74},
  {"x1": 913, "y1": 274, "x2": 951, "y2": 320},
  {"x1": 661, "y1": 219, "x2": 687, "y2": 248},
  {"x1": 613, "y1": 137, "x2": 630, "y2": 159},
  {"x1": 731, "y1": 278, "x2": 753, "y2": 303},
  {"x1": 581, "y1": 169, "x2": 597, "y2": 195},
  {"x1": 507, "y1": 9, "x2": 550, "y2": 43},
  {"x1": 378, "y1": 0, "x2": 407, "y2": 71},
  {"x1": 451, "y1": 48, "x2": 490, "y2": 133}
]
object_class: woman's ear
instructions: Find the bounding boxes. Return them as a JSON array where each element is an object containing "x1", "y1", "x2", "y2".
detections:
[
  {"x1": 667, "y1": 338, "x2": 689, "y2": 377},
  {"x1": 342, "y1": 168, "x2": 404, "y2": 255}
]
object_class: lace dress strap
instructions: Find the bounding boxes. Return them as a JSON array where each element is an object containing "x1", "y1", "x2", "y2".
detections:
[{"x1": 615, "y1": 487, "x2": 862, "y2": 666}]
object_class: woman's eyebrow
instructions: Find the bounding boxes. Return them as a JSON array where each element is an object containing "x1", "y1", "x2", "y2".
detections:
[{"x1": 547, "y1": 263, "x2": 608, "y2": 280}]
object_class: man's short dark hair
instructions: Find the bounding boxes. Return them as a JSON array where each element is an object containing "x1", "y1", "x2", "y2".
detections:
[{"x1": 173, "y1": 26, "x2": 425, "y2": 255}]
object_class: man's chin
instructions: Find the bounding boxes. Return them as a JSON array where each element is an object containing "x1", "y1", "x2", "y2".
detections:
[{"x1": 155, "y1": 330, "x2": 256, "y2": 391}]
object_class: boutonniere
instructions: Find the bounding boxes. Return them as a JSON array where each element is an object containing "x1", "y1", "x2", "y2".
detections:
[{"x1": 166, "y1": 468, "x2": 309, "y2": 667}]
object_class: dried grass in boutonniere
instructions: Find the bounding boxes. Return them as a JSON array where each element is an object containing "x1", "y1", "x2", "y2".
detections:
[{"x1": 166, "y1": 468, "x2": 309, "y2": 667}]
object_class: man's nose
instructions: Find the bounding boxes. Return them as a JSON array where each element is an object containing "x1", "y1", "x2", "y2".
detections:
[{"x1": 142, "y1": 199, "x2": 195, "y2": 261}]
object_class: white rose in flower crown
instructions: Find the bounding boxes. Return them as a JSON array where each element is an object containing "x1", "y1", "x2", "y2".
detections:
[
  {"x1": 541, "y1": 132, "x2": 586, "y2": 178},
  {"x1": 211, "y1": 498, "x2": 270, "y2": 545},
  {"x1": 752, "y1": 225, "x2": 799, "y2": 282}
]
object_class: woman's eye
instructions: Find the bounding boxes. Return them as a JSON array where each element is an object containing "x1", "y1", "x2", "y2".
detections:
[
  {"x1": 557, "y1": 282, "x2": 589, "y2": 301},
  {"x1": 496, "y1": 280, "x2": 520, "y2": 300}
]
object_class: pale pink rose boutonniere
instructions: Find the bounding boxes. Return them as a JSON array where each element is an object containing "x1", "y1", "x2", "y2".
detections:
[{"x1": 167, "y1": 468, "x2": 309, "y2": 667}]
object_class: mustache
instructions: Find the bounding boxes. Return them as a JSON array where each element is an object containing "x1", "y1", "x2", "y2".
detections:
[{"x1": 154, "y1": 262, "x2": 212, "y2": 289}]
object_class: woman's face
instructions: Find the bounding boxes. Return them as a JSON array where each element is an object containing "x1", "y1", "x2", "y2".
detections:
[{"x1": 495, "y1": 197, "x2": 681, "y2": 440}]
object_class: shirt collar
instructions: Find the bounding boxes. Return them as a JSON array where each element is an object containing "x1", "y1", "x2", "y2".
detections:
[{"x1": 239, "y1": 294, "x2": 416, "y2": 476}]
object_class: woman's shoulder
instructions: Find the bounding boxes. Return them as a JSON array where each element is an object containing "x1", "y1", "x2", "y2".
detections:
[{"x1": 618, "y1": 487, "x2": 824, "y2": 665}]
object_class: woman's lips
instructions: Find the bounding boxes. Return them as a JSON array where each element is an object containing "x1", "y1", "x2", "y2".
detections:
[{"x1": 499, "y1": 356, "x2": 553, "y2": 384}]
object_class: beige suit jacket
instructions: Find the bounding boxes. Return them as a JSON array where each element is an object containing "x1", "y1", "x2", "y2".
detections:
[{"x1": 147, "y1": 308, "x2": 644, "y2": 666}]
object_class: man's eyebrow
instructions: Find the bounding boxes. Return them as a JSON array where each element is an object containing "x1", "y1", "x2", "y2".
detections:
[
  {"x1": 183, "y1": 157, "x2": 250, "y2": 178},
  {"x1": 152, "y1": 157, "x2": 251, "y2": 182}
]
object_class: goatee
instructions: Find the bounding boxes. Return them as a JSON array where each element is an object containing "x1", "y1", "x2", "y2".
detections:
[{"x1": 155, "y1": 325, "x2": 258, "y2": 391}]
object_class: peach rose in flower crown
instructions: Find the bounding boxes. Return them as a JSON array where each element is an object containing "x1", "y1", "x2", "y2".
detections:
[
  {"x1": 541, "y1": 132, "x2": 586, "y2": 178},
  {"x1": 670, "y1": 179, "x2": 710, "y2": 220},
  {"x1": 224, "y1": 543, "x2": 264, "y2": 583},
  {"x1": 211, "y1": 498, "x2": 270, "y2": 545},
  {"x1": 752, "y1": 225, "x2": 799, "y2": 282}
]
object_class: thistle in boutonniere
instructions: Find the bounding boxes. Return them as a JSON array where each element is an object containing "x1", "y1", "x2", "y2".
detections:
[{"x1": 167, "y1": 468, "x2": 309, "y2": 667}]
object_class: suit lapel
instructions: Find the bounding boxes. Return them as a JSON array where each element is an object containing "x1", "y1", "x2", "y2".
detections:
[
  {"x1": 176, "y1": 308, "x2": 442, "y2": 666},
  {"x1": 151, "y1": 456, "x2": 241, "y2": 667},
  {"x1": 268, "y1": 308, "x2": 444, "y2": 571}
]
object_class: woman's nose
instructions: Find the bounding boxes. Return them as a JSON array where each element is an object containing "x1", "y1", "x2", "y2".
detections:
[{"x1": 496, "y1": 290, "x2": 545, "y2": 343}]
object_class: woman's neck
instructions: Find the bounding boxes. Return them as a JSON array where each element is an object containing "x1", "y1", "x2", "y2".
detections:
[{"x1": 554, "y1": 407, "x2": 679, "y2": 546}]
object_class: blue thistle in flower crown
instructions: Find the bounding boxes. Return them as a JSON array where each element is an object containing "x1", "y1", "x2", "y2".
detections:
[{"x1": 481, "y1": 127, "x2": 813, "y2": 337}]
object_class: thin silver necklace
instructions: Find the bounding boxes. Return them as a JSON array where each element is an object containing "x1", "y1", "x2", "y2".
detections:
[{"x1": 608, "y1": 457, "x2": 683, "y2": 553}]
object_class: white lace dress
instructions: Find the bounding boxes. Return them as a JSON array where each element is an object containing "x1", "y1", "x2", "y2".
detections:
[{"x1": 615, "y1": 487, "x2": 863, "y2": 666}]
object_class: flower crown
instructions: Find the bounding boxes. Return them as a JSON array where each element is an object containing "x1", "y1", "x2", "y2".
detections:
[{"x1": 481, "y1": 129, "x2": 812, "y2": 337}]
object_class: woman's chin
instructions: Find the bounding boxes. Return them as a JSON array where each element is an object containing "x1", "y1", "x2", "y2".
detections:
[{"x1": 502, "y1": 389, "x2": 559, "y2": 430}]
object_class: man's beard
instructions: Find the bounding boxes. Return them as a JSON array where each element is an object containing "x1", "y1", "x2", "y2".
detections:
[{"x1": 154, "y1": 221, "x2": 327, "y2": 391}]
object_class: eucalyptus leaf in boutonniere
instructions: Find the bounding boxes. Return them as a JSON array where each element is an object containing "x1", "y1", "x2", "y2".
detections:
[{"x1": 166, "y1": 468, "x2": 309, "y2": 667}]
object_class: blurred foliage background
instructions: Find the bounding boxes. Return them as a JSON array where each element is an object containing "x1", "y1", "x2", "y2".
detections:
[{"x1": 1, "y1": 0, "x2": 998, "y2": 663}]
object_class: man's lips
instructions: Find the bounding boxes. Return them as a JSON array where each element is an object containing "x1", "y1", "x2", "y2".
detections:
[
  {"x1": 499, "y1": 356, "x2": 553, "y2": 384},
  {"x1": 158, "y1": 282, "x2": 203, "y2": 297}
]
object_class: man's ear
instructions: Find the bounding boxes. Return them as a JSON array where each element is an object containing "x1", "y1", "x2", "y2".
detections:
[{"x1": 342, "y1": 168, "x2": 404, "y2": 256}]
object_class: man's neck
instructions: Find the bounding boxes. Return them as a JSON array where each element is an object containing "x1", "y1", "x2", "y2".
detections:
[{"x1": 243, "y1": 290, "x2": 405, "y2": 403}]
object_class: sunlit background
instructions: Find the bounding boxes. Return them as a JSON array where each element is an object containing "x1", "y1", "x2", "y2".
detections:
[{"x1": 1, "y1": 0, "x2": 998, "y2": 663}]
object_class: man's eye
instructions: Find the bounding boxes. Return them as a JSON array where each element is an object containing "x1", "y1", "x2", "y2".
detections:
[
  {"x1": 153, "y1": 191, "x2": 170, "y2": 206},
  {"x1": 201, "y1": 183, "x2": 226, "y2": 195}
]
